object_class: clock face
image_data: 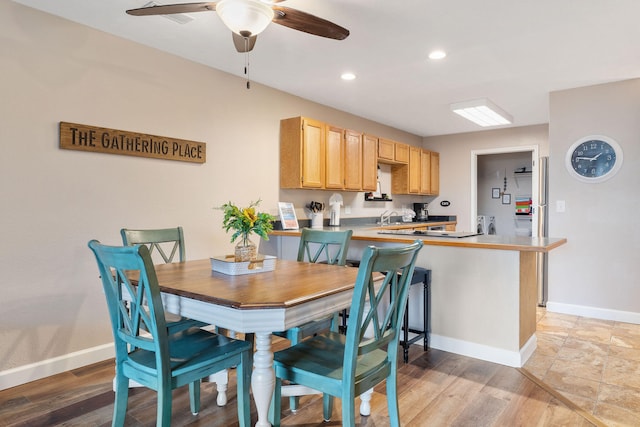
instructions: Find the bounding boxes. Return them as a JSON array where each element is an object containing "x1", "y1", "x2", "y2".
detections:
[{"x1": 565, "y1": 135, "x2": 623, "y2": 183}]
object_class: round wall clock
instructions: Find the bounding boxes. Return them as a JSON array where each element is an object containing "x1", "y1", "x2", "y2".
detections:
[{"x1": 565, "y1": 135, "x2": 623, "y2": 183}]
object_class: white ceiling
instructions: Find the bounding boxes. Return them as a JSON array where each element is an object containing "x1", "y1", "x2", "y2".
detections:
[{"x1": 13, "y1": 0, "x2": 640, "y2": 137}]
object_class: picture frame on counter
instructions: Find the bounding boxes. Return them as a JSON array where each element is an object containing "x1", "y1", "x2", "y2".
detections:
[
  {"x1": 278, "y1": 202, "x2": 299, "y2": 230},
  {"x1": 492, "y1": 188, "x2": 501, "y2": 199},
  {"x1": 502, "y1": 193, "x2": 511, "y2": 205}
]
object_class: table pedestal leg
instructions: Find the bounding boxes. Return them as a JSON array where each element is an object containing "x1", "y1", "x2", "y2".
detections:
[
  {"x1": 360, "y1": 387, "x2": 373, "y2": 416},
  {"x1": 252, "y1": 332, "x2": 275, "y2": 427}
]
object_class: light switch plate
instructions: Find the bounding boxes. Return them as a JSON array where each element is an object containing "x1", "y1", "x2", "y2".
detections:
[{"x1": 556, "y1": 200, "x2": 566, "y2": 213}]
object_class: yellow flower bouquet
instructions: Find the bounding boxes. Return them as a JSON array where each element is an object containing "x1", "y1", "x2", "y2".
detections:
[{"x1": 220, "y1": 199, "x2": 275, "y2": 261}]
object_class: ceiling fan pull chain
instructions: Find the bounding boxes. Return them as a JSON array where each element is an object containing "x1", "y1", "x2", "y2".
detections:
[{"x1": 244, "y1": 37, "x2": 251, "y2": 89}]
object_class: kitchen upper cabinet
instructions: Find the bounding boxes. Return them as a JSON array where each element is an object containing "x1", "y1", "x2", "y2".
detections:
[
  {"x1": 395, "y1": 143, "x2": 409, "y2": 163},
  {"x1": 420, "y1": 150, "x2": 440, "y2": 195},
  {"x1": 430, "y1": 151, "x2": 440, "y2": 195},
  {"x1": 280, "y1": 117, "x2": 325, "y2": 189},
  {"x1": 280, "y1": 117, "x2": 374, "y2": 192},
  {"x1": 344, "y1": 130, "x2": 376, "y2": 191},
  {"x1": 408, "y1": 146, "x2": 422, "y2": 193},
  {"x1": 392, "y1": 147, "x2": 441, "y2": 195},
  {"x1": 420, "y1": 150, "x2": 432, "y2": 194},
  {"x1": 344, "y1": 129, "x2": 363, "y2": 190},
  {"x1": 362, "y1": 134, "x2": 378, "y2": 191},
  {"x1": 378, "y1": 138, "x2": 409, "y2": 164},
  {"x1": 378, "y1": 138, "x2": 393, "y2": 161},
  {"x1": 325, "y1": 125, "x2": 345, "y2": 189},
  {"x1": 281, "y1": 116, "x2": 435, "y2": 194}
]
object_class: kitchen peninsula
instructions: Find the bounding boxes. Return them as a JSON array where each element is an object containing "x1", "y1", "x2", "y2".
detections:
[{"x1": 264, "y1": 222, "x2": 566, "y2": 367}]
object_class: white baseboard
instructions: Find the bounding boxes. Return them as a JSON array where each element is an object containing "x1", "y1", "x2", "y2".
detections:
[
  {"x1": 546, "y1": 301, "x2": 640, "y2": 324},
  {"x1": 0, "y1": 343, "x2": 114, "y2": 391},
  {"x1": 430, "y1": 334, "x2": 532, "y2": 368},
  {"x1": 519, "y1": 334, "x2": 537, "y2": 365}
]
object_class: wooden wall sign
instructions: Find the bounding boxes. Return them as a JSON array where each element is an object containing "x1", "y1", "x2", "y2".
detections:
[{"x1": 59, "y1": 122, "x2": 206, "y2": 164}]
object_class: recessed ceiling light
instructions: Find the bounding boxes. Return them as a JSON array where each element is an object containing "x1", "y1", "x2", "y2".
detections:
[
  {"x1": 428, "y1": 50, "x2": 446, "y2": 60},
  {"x1": 341, "y1": 72, "x2": 356, "y2": 81}
]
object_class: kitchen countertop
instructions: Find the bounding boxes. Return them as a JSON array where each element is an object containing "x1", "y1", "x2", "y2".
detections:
[
  {"x1": 272, "y1": 215, "x2": 456, "y2": 230},
  {"x1": 270, "y1": 222, "x2": 566, "y2": 253}
]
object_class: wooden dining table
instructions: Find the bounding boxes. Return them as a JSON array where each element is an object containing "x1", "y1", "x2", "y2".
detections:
[{"x1": 150, "y1": 258, "x2": 362, "y2": 427}]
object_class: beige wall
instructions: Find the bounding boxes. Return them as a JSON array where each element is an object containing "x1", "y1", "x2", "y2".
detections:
[
  {"x1": 547, "y1": 79, "x2": 640, "y2": 319},
  {"x1": 0, "y1": 2, "x2": 421, "y2": 382}
]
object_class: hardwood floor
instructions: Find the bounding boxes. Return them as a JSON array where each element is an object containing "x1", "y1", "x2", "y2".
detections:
[{"x1": 0, "y1": 336, "x2": 604, "y2": 427}]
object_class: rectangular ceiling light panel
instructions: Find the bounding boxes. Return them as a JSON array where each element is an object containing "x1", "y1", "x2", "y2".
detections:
[{"x1": 450, "y1": 98, "x2": 512, "y2": 127}]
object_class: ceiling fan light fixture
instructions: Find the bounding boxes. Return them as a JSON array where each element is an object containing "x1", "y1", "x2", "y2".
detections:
[
  {"x1": 216, "y1": 0, "x2": 275, "y2": 37},
  {"x1": 450, "y1": 98, "x2": 512, "y2": 127}
]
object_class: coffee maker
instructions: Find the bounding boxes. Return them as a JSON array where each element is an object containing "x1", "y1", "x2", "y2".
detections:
[{"x1": 413, "y1": 203, "x2": 429, "y2": 221}]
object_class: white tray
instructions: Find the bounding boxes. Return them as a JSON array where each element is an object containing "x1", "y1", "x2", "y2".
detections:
[{"x1": 210, "y1": 255, "x2": 276, "y2": 276}]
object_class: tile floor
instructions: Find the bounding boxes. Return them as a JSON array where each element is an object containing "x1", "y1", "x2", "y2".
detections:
[{"x1": 524, "y1": 308, "x2": 640, "y2": 427}]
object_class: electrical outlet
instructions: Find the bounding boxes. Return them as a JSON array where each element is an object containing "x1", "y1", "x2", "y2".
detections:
[
  {"x1": 556, "y1": 200, "x2": 565, "y2": 213},
  {"x1": 344, "y1": 205, "x2": 351, "y2": 215}
]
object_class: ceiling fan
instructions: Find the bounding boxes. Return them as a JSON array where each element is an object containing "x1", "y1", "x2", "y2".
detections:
[{"x1": 126, "y1": 1, "x2": 350, "y2": 53}]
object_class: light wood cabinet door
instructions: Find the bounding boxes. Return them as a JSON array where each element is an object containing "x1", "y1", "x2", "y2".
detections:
[
  {"x1": 409, "y1": 146, "x2": 421, "y2": 193},
  {"x1": 378, "y1": 138, "x2": 409, "y2": 164},
  {"x1": 420, "y1": 150, "x2": 432, "y2": 194},
  {"x1": 430, "y1": 151, "x2": 440, "y2": 195},
  {"x1": 280, "y1": 116, "x2": 325, "y2": 189},
  {"x1": 362, "y1": 134, "x2": 378, "y2": 191},
  {"x1": 378, "y1": 138, "x2": 394, "y2": 162},
  {"x1": 344, "y1": 129, "x2": 363, "y2": 190},
  {"x1": 300, "y1": 118, "x2": 325, "y2": 188},
  {"x1": 325, "y1": 125, "x2": 344, "y2": 189},
  {"x1": 395, "y1": 143, "x2": 409, "y2": 163}
]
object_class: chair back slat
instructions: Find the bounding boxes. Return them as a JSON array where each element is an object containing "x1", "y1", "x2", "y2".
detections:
[
  {"x1": 344, "y1": 240, "x2": 423, "y2": 374},
  {"x1": 121, "y1": 227, "x2": 185, "y2": 264},
  {"x1": 297, "y1": 228, "x2": 353, "y2": 266}
]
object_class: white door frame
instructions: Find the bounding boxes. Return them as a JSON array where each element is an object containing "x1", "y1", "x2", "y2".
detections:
[{"x1": 470, "y1": 145, "x2": 539, "y2": 234}]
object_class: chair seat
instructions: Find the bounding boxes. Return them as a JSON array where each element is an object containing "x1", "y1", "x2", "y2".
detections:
[
  {"x1": 126, "y1": 328, "x2": 251, "y2": 385},
  {"x1": 274, "y1": 331, "x2": 389, "y2": 395}
]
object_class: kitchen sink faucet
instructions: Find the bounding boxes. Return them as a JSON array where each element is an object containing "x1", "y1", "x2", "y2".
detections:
[{"x1": 380, "y1": 210, "x2": 399, "y2": 226}]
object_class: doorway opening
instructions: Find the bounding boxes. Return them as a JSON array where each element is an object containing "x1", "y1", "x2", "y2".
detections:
[{"x1": 470, "y1": 146, "x2": 539, "y2": 236}]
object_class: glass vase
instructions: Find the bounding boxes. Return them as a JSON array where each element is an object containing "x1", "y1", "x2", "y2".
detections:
[{"x1": 234, "y1": 235, "x2": 257, "y2": 262}]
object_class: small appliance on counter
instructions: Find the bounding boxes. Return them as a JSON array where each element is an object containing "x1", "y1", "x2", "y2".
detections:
[
  {"x1": 329, "y1": 193, "x2": 343, "y2": 226},
  {"x1": 413, "y1": 203, "x2": 429, "y2": 221}
]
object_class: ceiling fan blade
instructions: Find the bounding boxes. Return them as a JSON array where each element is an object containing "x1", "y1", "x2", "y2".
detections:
[
  {"x1": 126, "y1": 2, "x2": 218, "y2": 16},
  {"x1": 232, "y1": 32, "x2": 257, "y2": 52},
  {"x1": 271, "y1": 6, "x2": 349, "y2": 40}
]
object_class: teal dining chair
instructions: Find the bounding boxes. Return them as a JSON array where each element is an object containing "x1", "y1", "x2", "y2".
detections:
[
  {"x1": 270, "y1": 240, "x2": 423, "y2": 427},
  {"x1": 120, "y1": 227, "x2": 186, "y2": 263},
  {"x1": 273, "y1": 228, "x2": 353, "y2": 411},
  {"x1": 120, "y1": 227, "x2": 207, "y2": 333},
  {"x1": 122, "y1": 226, "x2": 253, "y2": 407},
  {"x1": 88, "y1": 240, "x2": 252, "y2": 427}
]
